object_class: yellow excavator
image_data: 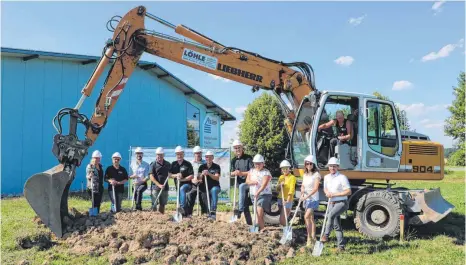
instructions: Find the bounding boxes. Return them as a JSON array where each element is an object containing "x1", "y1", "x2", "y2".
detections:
[{"x1": 24, "y1": 6, "x2": 454, "y2": 239}]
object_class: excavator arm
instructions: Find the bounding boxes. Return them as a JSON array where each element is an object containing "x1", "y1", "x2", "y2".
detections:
[{"x1": 24, "y1": 5, "x2": 317, "y2": 238}]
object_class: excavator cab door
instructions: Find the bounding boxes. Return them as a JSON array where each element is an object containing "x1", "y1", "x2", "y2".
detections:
[{"x1": 361, "y1": 98, "x2": 402, "y2": 172}]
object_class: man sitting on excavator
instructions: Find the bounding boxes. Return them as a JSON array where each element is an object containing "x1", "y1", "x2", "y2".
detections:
[{"x1": 317, "y1": 110, "x2": 353, "y2": 160}]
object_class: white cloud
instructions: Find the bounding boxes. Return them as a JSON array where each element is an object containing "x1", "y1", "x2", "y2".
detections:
[
  {"x1": 221, "y1": 119, "x2": 242, "y2": 148},
  {"x1": 235, "y1": 106, "x2": 247, "y2": 115},
  {"x1": 421, "y1": 39, "x2": 464, "y2": 62},
  {"x1": 424, "y1": 121, "x2": 444, "y2": 128},
  {"x1": 392, "y1": 80, "x2": 413, "y2": 91},
  {"x1": 396, "y1": 103, "x2": 447, "y2": 117},
  {"x1": 208, "y1": 73, "x2": 231, "y2": 83},
  {"x1": 348, "y1": 14, "x2": 366, "y2": 26},
  {"x1": 432, "y1": 1, "x2": 446, "y2": 15},
  {"x1": 334, "y1": 56, "x2": 354, "y2": 66},
  {"x1": 420, "y1": 119, "x2": 430, "y2": 124}
]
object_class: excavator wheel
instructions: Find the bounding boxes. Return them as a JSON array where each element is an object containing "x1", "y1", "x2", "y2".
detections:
[{"x1": 354, "y1": 190, "x2": 403, "y2": 238}]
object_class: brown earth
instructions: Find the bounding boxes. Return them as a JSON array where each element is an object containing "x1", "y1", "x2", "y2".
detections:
[{"x1": 20, "y1": 208, "x2": 309, "y2": 265}]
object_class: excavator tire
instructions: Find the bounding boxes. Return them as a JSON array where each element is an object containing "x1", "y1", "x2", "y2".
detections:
[{"x1": 354, "y1": 190, "x2": 403, "y2": 238}]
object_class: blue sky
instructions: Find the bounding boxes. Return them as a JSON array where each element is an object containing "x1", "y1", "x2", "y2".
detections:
[{"x1": 2, "y1": 1, "x2": 465, "y2": 148}]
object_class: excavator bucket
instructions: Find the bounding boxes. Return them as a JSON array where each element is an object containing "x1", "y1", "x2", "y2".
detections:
[
  {"x1": 409, "y1": 188, "x2": 455, "y2": 225},
  {"x1": 24, "y1": 164, "x2": 75, "y2": 238}
]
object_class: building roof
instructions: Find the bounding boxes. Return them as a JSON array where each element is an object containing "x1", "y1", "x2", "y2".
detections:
[{"x1": 1, "y1": 47, "x2": 236, "y2": 121}]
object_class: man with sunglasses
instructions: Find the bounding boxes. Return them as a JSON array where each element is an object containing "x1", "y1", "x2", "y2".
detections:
[
  {"x1": 105, "y1": 152, "x2": 129, "y2": 212},
  {"x1": 230, "y1": 140, "x2": 254, "y2": 225}
]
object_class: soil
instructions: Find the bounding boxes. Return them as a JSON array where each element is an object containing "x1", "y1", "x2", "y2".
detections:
[{"x1": 21, "y1": 208, "x2": 307, "y2": 265}]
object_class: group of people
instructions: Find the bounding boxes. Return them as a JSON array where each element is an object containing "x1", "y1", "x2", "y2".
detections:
[
  {"x1": 229, "y1": 140, "x2": 351, "y2": 251},
  {"x1": 85, "y1": 145, "x2": 224, "y2": 218},
  {"x1": 85, "y1": 139, "x2": 352, "y2": 252}
]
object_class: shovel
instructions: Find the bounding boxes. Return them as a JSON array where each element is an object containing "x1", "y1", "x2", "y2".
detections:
[
  {"x1": 89, "y1": 180, "x2": 98, "y2": 217},
  {"x1": 153, "y1": 176, "x2": 169, "y2": 210},
  {"x1": 196, "y1": 185, "x2": 200, "y2": 216},
  {"x1": 131, "y1": 181, "x2": 137, "y2": 211},
  {"x1": 280, "y1": 199, "x2": 303, "y2": 245},
  {"x1": 312, "y1": 199, "x2": 331, "y2": 257},
  {"x1": 279, "y1": 183, "x2": 289, "y2": 242},
  {"x1": 205, "y1": 174, "x2": 213, "y2": 219},
  {"x1": 111, "y1": 184, "x2": 117, "y2": 213},
  {"x1": 249, "y1": 196, "x2": 259, "y2": 233},
  {"x1": 229, "y1": 175, "x2": 238, "y2": 223},
  {"x1": 172, "y1": 177, "x2": 182, "y2": 222}
]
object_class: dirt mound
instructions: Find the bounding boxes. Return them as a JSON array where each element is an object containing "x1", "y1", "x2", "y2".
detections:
[
  {"x1": 53, "y1": 209, "x2": 298, "y2": 264},
  {"x1": 17, "y1": 232, "x2": 54, "y2": 251}
]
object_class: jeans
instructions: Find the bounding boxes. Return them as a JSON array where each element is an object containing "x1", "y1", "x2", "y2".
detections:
[
  {"x1": 209, "y1": 186, "x2": 221, "y2": 213},
  {"x1": 179, "y1": 184, "x2": 192, "y2": 209},
  {"x1": 133, "y1": 184, "x2": 147, "y2": 210},
  {"x1": 324, "y1": 200, "x2": 348, "y2": 248},
  {"x1": 238, "y1": 183, "x2": 252, "y2": 225}
]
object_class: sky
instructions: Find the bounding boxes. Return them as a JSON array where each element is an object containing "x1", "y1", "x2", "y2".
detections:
[{"x1": 2, "y1": 1, "x2": 465, "y2": 148}]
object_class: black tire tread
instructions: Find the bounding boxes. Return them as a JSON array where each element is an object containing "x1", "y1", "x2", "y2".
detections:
[{"x1": 354, "y1": 190, "x2": 402, "y2": 238}]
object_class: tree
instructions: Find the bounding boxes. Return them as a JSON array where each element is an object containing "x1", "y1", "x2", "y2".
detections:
[
  {"x1": 444, "y1": 72, "x2": 465, "y2": 166},
  {"x1": 238, "y1": 92, "x2": 289, "y2": 178},
  {"x1": 373, "y1": 92, "x2": 411, "y2": 130}
]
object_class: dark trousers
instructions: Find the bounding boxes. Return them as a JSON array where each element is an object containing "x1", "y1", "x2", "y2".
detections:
[
  {"x1": 133, "y1": 184, "x2": 147, "y2": 210},
  {"x1": 186, "y1": 185, "x2": 215, "y2": 216},
  {"x1": 330, "y1": 138, "x2": 339, "y2": 158},
  {"x1": 87, "y1": 189, "x2": 103, "y2": 213},
  {"x1": 109, "y1": 188, "x2": 124, "y2": 212}
]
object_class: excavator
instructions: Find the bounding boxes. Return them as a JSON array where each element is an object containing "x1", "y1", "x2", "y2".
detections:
[{"x1": 24, "y1": 6, "x2": 454, "y2": 239}]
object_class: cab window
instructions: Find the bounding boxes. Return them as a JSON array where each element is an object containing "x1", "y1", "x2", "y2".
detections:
[{"x1": 366, "y1": 101, "x2": 399, "y2": 156}]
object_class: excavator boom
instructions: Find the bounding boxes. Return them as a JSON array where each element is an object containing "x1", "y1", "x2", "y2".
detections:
[{"x1": 24, "y1": 5, "x2": 316, "y2": 238}]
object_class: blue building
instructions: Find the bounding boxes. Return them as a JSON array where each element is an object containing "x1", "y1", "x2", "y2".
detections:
[{"x1": 1, "y1": 47, "x2": 235, "y2": 196}]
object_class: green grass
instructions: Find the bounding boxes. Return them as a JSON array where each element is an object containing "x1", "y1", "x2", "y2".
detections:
[{"x1": 2, "y1": 172, "x2": 464, "y2": 265}]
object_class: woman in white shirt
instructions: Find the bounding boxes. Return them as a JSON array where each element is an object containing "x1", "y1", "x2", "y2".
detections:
[
  {"x1": 300, "y1": 155, "x2": 321, "y2": 247},
  {"x1": 321, "y1": 157, "x2": 352, "y2": 252},
  {"x1": 246, "y1": 154, "x2": 272, "y2": 231}
]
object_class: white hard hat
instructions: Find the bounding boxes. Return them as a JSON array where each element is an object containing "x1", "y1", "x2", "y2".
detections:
[
  {"x1": 304, "y1": 155, "x2": 315, "y2": 163},
  {"x1": 327, "y1": 157, "x2": 340, "y2": 166},
  {"x1": 280, "y1": 160, "x2": 291, "y2": 168},
  {"x1": 253, "y1": 154, "x2": 265, "y2": 163},
  {"x1": 112, "y1": 152, "x2": 122, "y2": 159},
  {"x1": 193, "y1": 146, "x2": 202, "y2": 153},
  {"x1": 134, "y1": 147, "x2": 143, "y2": 153},
  {"x1": 155, "y1": 147, "x2": 164, "y2": 155},
  {"x1": 91, "y1": 150, "x2": 102, "y2": 158},
  {"x1": 205, "y1": 150, "x2": 214, "y2": 156},
  {"x1": 232, "y1": 140, "x2": 243, "y2": 147},
  {"x1": 175, "y1": 146, "x2": 184, "y2": 153}
]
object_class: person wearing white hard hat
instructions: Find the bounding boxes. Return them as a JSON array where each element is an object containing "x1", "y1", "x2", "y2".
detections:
[
  {"x1": 186, "y1": 146, "x2": 206, "y2": 217},
  {"x1": 149, "y1": 147, "x2": 171, "y2": 213},
  {"x1": 86, "y1": 150, "x2": 104, "y2": 214},
  {"x1": 230, "y1": 140, "x2": 254, "y2": 225},
  {"x1": 320, "y1": 157, "x2": 351, "y2": 252},
  {"x1": 277, "y1": 160, "x2": 297, "y2": 227},
  {"x1": 169, "y1": 145, "x2": 194, "y2": 217},
  {"x1": 104, "y1": 152, "x2": 129, "y2": 213},
  {"x1": 197, "y1": 150, "x2": 221, "y2": 219},
  {"x1": 299, "y1": 154, "x2": 321, "y2": 248},
  {"x1": 129, "y1": 147, "x2": 150, "y2": 210},
  {"x1": 245, "y1": 154, "x2": 273, "y2": 231}
]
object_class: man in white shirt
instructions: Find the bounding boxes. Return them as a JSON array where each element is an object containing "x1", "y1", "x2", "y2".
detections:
[
  {"x1": 129, "y1": 147, "x2": 150, "y2": 210},
  {"x1": 321, "y1": 157, "x2": 351, "y2": 252}
]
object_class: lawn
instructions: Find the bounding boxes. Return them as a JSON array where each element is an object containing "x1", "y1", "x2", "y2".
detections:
[{"x1": 2, "y1": 171, "x2": 464, "y2": 265}]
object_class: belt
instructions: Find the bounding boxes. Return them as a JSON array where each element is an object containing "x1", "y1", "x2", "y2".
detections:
[{"x1": 329, "y1": 200, "x2": 347, "y2": 204}]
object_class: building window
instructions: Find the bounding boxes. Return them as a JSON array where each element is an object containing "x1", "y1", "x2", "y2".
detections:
[{"x1": 187, "y1": 102, "x2": 200, "y2": 147}]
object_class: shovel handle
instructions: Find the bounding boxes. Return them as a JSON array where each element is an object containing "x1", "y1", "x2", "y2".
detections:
[
  {"x1": 280, "y1": 183, "x2": 289, "y2": 227},
  {"x1": 319, "y1": 199, "x2": 332, "y2": 239}
]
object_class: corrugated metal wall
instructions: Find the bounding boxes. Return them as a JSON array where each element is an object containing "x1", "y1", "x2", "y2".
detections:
[{"x1": 1, "y1": 55, "x2": 209, "y2": 195}]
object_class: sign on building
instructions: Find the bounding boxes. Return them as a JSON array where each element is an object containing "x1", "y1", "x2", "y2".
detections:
[{"x1": 203, "y1": 113, "x2": 220, "y2": 148}]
